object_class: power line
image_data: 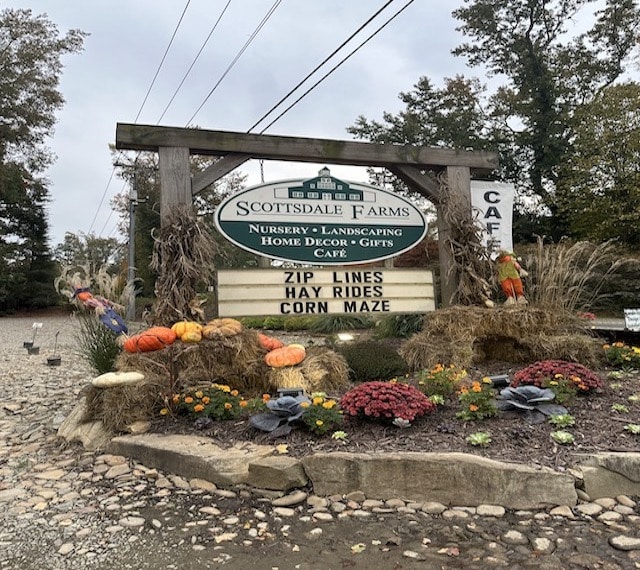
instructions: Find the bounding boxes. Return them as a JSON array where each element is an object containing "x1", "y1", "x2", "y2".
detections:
[
  {"x1": 257, "y1": 0, "x2": 416, "y2": 134},
  {"x1": 156, "y1": 0, "x2": 233, "y2": 124},
  {"x1": 135, "y1": 0, "x2": 192, "y2": 123},
  {"x1": 88, "y1": 2, "x2": 191, "y2": 237},
  {"x1": 247, "y1": 0, "x2": 396, "y2": 134},
  {"x1": 185, "y1": 0, "x2": 284, "y2": 126}
]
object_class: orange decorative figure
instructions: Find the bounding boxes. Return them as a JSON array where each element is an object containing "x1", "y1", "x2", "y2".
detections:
[{"x1": 496, "y1": 251, "x2": 528, "y2": 305}]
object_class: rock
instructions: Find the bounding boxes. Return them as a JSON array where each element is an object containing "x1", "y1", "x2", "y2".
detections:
[
  {"x1": 107, "y1": 434, "x2": 274, "y2": 486},
  {"x1": 302, "y1": 452, "x2": 577, "y2": 509},
  {"x1": 609, "y1": 535, "x2": 640, "y2": 551},
  {"x1": 578, "y1": 453, "x2": 640, "y2": 499},
  {"x1": 272, "y1": 490, "x2": 308, "y2": 507},
  {"x1": 57, "y1": 397, "x2": 113, "y2": 450},
  {"x1": 247, "y1": 455, "x2": 308, "y2": 491}
]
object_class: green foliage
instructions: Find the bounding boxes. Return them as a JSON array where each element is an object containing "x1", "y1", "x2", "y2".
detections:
[
  {"x1": 603, "y1": 342, "x2": 640, "y2": 369},
  {"x1": 550, "y1": 430, "x2": 575, "y2": 445},
  {"x1": 75, "y1": 312, "x2": 121, "y2": 374},
  {"x1": 624, "y1": 424, "x2": 640, "y2": 435},
  {"x1": 456, "y1": 378, "x2": 497, "y2": 421},
  {"x1": 375, "y1": 313, "x2": 424, "y2": 339},
  {"x1": 310, "y1": 314, "x2": 374, "y2": 334},
  {"x1": 172, "y1": 383, "x2": 259, "y2": 421},
  {"x1": 262, "y1": 316, "x2": 286, "y2": 330},
  {"x1": 417, "y1": 363, "x2": 468, "y2": 399},
  {"x1": 337, "y1": 340, "x2": 408, "y2": 382},
  {"x1": 300, "y1": 393, "x2": 344, "y2": 435},
  {"x1": 283, "y1": 316, "x2": 315, "y2": 331},
  {"x1": 611, "y1": 403, "x2": 630, "y2": 414},
  {"x1": 466, "y1": 431, "x2": 492, "y2": 447},
  {"x1": 239, "y1": 316, "x2": 267, "y2": 329},
  {"x1": 548, "y1": 414, "x2": 576, "y2": 428}
]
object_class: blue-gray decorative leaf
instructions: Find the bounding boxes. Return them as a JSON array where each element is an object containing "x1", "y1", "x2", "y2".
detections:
[
  {"x1": 250, "y1": 412, "x2": 287, "y2": 432},
  {"x1": 536, "y1": 403, "x2": 568, "y2": 416}
]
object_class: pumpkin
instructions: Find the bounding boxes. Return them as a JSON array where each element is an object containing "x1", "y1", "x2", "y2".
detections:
[
  {"x1": 202, "y1": 317, "x2": 243, "y2": 339},
  {"x1": 171, "y1": 321, "x2": 202, "y2": 339},
  {"x1": 257, "y1": 333, "x2": 284, "y2": 352},
  {"x1": 123, "y1": 326, "x2": 176, "y2": 353},
  {"x1": 181, "y1": 329, "x2": 202, "y2": 343},
  {"x1": 264, "y1": 344, "x2": 306, "y2": 368}
]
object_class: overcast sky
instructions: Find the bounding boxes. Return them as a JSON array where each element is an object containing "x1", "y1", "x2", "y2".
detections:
[{"x1": 4, "y1": 0, "x2": 478, "y2": 246}]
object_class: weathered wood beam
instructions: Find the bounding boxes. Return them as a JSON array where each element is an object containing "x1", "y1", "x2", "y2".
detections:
[
  {"x1": 192, "y1": 153, "x2": 251, "y2": 195},
  {"x1": 159, "y1": 147, "x2": 191, "y2": 219},
  {"x1": 116, "y1": 123, "x2": 499, "y2": 171},
  {"x1": 388, "y1": 165, "x2": 441, "y2": 202}
]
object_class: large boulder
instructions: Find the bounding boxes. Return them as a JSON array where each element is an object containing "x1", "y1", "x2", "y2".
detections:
[
  {"x1": 576, "y1": 452, "x2": 640, "y2": 499},
  {"x1": 302, "y1": 452, "x2": 577, "y2": 509}
]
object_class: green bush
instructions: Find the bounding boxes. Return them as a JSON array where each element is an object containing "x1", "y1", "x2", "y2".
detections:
[
  {"x1": 283, "y1": 316, "x2": 315, "y2": 331},
  {"x1": 76, "y1": 312, "x2": 121, "y2": 374},
  {"x1": 239, "y1": 316, "x2": 267, "y2": 329},
  {"x1": 262, "y1": 316, "x2": 286, "y2": 330},
  {"x1": 337, "y1": 340, "x2": 408, "y2": 382},
  {"x1": 311, "y1": 314, "x2": 374, "y2": 334},
  {"x1": 375, "y1": 313, "x2": 424, "y2": 339}
]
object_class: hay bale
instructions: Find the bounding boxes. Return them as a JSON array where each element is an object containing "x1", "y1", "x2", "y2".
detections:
[
  {"x1": 268, "y1": 347, "x2": 349, "y2": 394},
  {"x1": 401, "y1": 305, "x2": 597, "y2": 370},
  {"x1": 81, "y1": 382, "x2": 161, "y2": 432}
]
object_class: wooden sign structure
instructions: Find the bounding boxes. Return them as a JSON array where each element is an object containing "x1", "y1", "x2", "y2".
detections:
[{"x1": 115, "y1": 124, "x2": 499, "y2": 306}]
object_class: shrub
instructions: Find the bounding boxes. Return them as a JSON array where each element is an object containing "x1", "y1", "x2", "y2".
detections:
[
  {"x1": 375, "y1": 313, "x2": 424, "y2": 339},
  {"x1": 417, "y1": 363, "x2": 468, "y2": 399},
  {"x1": 340, "y1": 380, "x2": 436, "y2": 423},
  {"x1": 311, "y1": 315, "x2": 374, "y2": 334},
  {"x1": 171, "y1": 384, "x2": 261, "y2": 421},
  {"x1": 76, "y1": 311, "x2": 121, "y2": 374},
  {"x1": 511, "y1": 360, "x2": 603, "y2": 393},
  {"x1": 456, "y1": 378, "x2": 498, "y2": 420},
  {"x1": 337, "y1": 340, "x2": 408, "y2": 382},
  {"x1": 603, "y1": 342, "x2": 640, "y2": 369},
  {"x1": 299, "y1": 393, "x2": 344, "y2": 435}
]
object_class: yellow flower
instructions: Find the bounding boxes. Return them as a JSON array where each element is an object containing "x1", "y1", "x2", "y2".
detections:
[
  {"x1": 549, "y1": 381, "x2": 558, "y2": 386},
  {"x1": 195, "y1": 391, "x2": 204, "y2": 399},
  {"x1": 554, "y1": 374, "x2": 564, "y2": 379},
  {"x1": 389, "y1": 378, "x2": 397, "y2": 384},
  {"x1": 614, "y1": 341, "x2": 624, "y2": 348},
  {"x1": 202, "y1": 396, "x2": 210, "y2": 404},
  {"x1": 159, "y1": 408, "x2": 169, "y2": 416},
  {"x1": 482, "y1": 377, "x2": 492, "y2": 384},
  {"x1": 322, "y1": 400, "x2": 336, "y2": 409},
  {"x1": 300, "y1": 401, "x2": 310, "y2": 408},
  {"x1": 221, "y1": 385, "x2": 231, "y2": 393},
  {"x1": 469, "y1": 404, "x2": 479, "y2": 412},
  {"x1": 184, "y1": 396, "x2": 194, "y2": 404},
  {"x1": 239, "y1": 400, "x2": 248, "y2": 407},
  {"x1": 231, "y1": 390, "x2": 239, "y2": 397},
  {"x1": 312, "y1": 397, "x2": 324, "y2": 406},
  {"x1": 194, "y1": 404, "x2": 205, "y2": 413},
  {"x1": 603, "y1": 344, "x2": 610, "y2": 350},
  {"x1": 315, "y1": 420, "x2": 324, "y2": 426},
  {"x1": 224, "y1": 402, "x2": 233, "y2": 410}
]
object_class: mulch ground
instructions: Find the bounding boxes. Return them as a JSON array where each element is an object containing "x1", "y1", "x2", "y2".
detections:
[{"x1": 152, "y1": 362, "x2": 640, "y2": 472}]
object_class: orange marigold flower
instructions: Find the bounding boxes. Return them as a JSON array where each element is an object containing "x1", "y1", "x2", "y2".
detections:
[
  {"x1": 172, "y1": 394, "x2": 180, "y2": 404},
  {"x1": 469, "y1": 404, "x2": 479, "y2": 412},
  {"x1": 322, "y1": 400, "x2": 336, "y2": 409},
  {"x1": 239, "y1": 400, "x2": 248, "y2": 407},
  {"x1": 471, "y1": 382, "x2": 482, "y2": 393},
  {"x1": 231, "y1": 390, "x2": 239, "y2": 397},
  {"x1": 262, "y1": 394, "x2": 271, "y2": 402},
  {"x1": 184, "y1": 396, "x2": 194, "y2": 404},
  {"x1": 202, "y1": 396, "x2": 210, "y2": 404},
  {"x1": 224, "y1": 402, "x2": 233, "y2": 410},
  {"x1": 194, "y1": 404, "x2": 205, "y2": 413}
]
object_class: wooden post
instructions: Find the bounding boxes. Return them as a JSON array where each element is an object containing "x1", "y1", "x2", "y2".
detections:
[
  {"x1": 437, "y1": 166, "x2": 471, "y2": 307},
  {"x1": 159, "y1": 146, "x2": 192, "y2": 220}
]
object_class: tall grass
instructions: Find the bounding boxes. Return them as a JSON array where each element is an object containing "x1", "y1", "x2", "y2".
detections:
[
  {"x1": 75, "y1": 311, "x2": 121, "y2": 374},
  {"x1": 523, "y1": 238, "x2": 624, "y2": 313}
]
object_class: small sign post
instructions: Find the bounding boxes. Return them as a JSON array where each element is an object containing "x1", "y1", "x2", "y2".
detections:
[{"x1": 624, "y1": 308, "x2": 640, "y2": 332}]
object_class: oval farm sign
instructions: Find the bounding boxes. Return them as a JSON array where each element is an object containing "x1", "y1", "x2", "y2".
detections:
[{"x1": 215, "y1": 167, "x2": 427, "y2": 265}]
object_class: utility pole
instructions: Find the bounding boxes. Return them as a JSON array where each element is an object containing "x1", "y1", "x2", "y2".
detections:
[{"x1": 126, "y1": 176, "x2": 137, "y2": 321}]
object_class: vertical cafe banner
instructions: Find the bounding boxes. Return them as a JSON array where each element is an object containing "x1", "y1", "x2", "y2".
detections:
[{"x1": 470, "y1": 181, "x2": 515, "y2": 254}]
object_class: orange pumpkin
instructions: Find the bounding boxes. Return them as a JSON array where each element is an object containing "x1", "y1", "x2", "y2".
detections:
[
  {"x1": 123, "y1": 326, "x2": 177, "y2": 353},
  {"x1": 202, "y1": 317, "x2": 243, "y2": 339},
  {"x1": 171, "y1": 321, "x2": 202, "y2": 339},
  {"x1": 264, "y1": 344, "x2": 306, "y2": 367},
  {"x1": 257, "y1": 333, "x2": 284, "y2": 352}
]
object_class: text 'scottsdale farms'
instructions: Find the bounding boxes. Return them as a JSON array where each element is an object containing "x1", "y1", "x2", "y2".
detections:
[{"x1": 215, "y1": 167, "x2": 427, "y2": 265}]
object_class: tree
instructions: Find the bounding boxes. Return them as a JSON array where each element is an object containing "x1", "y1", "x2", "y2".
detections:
[
  {"x1": 0, "y1": 8, "x2": 86, "y2": 171},
  {"x1": 452, "y1": 0, "x2": 640, "y2": 213},
  {"x1": 53, "y1": 232, "x2": 124, "y2": 272},
  {"x1": 556, "y1": 82, "x2": 640, "y2": 245}
]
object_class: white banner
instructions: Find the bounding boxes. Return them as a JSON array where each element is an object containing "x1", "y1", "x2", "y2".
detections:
[{"x1": 470, "y1": 181, "x2": 515, "y2": 255}]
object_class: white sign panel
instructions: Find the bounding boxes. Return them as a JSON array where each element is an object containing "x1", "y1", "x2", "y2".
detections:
[
  {"x1": 217, "y1": 268, "x2": 435, "y2": 317},
  {"x1": 470, "y1": 181, "x2": 515, "y2": 254},
  {"x1": 624, "y1": 308, "x2": 640, "y2": 332}
]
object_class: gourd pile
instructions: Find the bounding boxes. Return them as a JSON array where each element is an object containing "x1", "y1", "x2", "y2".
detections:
[{"x1": 117, "y1": 317, "x2": 349, "y2": 397}]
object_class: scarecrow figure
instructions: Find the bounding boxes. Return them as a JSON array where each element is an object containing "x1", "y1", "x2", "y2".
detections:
[
  {"x1": 496, "y1": 251, "x2": 528, "y2": 306},
  {"x1": 73, "y1": 286, "x2": 128, "y2": 334}
]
